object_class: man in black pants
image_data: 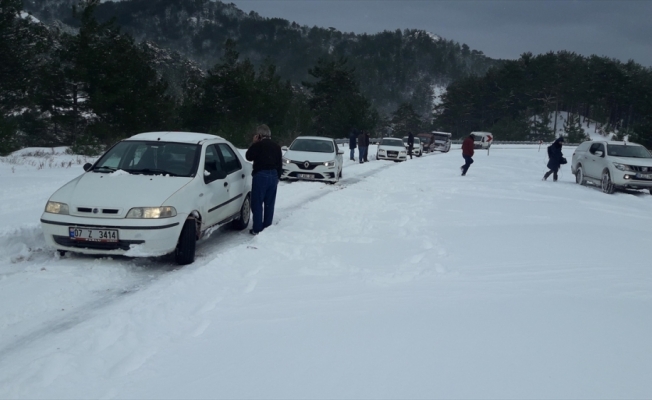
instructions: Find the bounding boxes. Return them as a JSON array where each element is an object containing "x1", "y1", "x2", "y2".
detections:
[
  {"x1": 543, "y1": 137, "x2": 565, "y2": 181},
  {"x1": 245, "y1": 125, "x2": 283, "y2": 235},
  {"x1": 407, "y1": 132, "x2": 414, "y2": 159}
]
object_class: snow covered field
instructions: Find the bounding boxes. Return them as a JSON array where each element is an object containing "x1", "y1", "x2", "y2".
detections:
[{"x1": 1, "y1": 144, "x2": 651, "y2": 399}]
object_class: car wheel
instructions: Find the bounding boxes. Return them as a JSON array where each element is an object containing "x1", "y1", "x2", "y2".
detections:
[
  {"x1": 230, "y1": 194, "x2": 251, "y2": 231},
  {"x1": 575, "y1": 165, "x2": 585, "y2": 185},
  {"x1": 57, "y1": 250, "x2": 66, "y2": 257},
  {"x1": 649, "y1": 188, "x2": 652, "y2": 195},
  {"x1": 175, "y1": 219, "x2": 197, "y2": 265},
  {"x1": 338, "y1": 168, "x2": 342, "y2": 179},
  {"x1": 601, "y1": 170, "x2": 615, "y2": 194}
]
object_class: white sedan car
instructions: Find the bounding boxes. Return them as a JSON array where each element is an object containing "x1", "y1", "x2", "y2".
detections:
[
  {"x1": 377, "y1": 137, "x2": 408, "y2": 161},
  {"x1": 40, "y1": 132, "x2": 252, "y2": 265},
  {"x1": 281, "y1": 136, "x2": 343, "y2": 183},
  {"x1": 402, "y1": 136, "x2": 422, "y2": 157}
]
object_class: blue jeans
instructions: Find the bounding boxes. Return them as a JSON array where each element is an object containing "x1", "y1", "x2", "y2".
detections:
[
  {"x1": 251, "y1": 170, "x2": 278, "y2": 233},
  {"x1": 462, "y1": 155, "x2": 474, "y2": 175},
  {"x1": 350, "y1": 148, "x2": 355, "y2": 160},
  {"x1": 359, "y1": 146, "x2": 368, "y2": 162}
]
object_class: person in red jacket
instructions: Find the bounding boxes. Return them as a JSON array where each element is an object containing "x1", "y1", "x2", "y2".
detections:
[{"x1": 461, "y1": 134, "x2": 475, "y2": 176}]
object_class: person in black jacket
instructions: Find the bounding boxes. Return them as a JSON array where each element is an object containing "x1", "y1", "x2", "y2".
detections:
[
  {"x1": 543, "y1": 137, "x2": 565, "y2": 181},
  {"x1": 407, "y1": 132, "x2": 414, "y2": 159},
  {"x1": 245, "y1": 124, "x2": 282, "y2": 235},
  {"x1": 349, "y1": 129, "x2": 357, "y2": 161}
]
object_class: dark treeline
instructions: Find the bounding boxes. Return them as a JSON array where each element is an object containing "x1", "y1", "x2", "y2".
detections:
[
  {"x1": 436, "y1": 51, "x2": 652, "y2": 146},
  {"x1": 1, "y1": 0, "x2": 378, "y2": 155}
]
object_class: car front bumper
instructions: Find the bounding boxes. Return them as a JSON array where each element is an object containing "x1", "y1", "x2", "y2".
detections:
[
  {"x1": 40, "y1": 212, "x2": 186, "y2": 257},
  {"x1": 612, "y1": 170, "x2": 652, "y2": 189},
  {"x1": 281, "y1": 163, "x2": 338, "y2": 181},
  {"x1": 377, "y1": 152, "x2": 407, "y2": 161}
]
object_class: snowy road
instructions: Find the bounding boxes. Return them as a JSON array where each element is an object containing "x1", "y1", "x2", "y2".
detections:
[{"x1": 1, "y1": 145, "x2": 651, "y2": 398}]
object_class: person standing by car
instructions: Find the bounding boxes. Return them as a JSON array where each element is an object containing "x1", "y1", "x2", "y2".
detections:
[
  {"x1": 364, "y1": 130, "x2": 371, "y2": 162},
  {"x1": 358, "y1": 129, "x2": 367, "y2": 164},
  {"x1": 543, "y1": 137, "x2": 566, "y2": 181},
  {"x1": 407, "y1": 132, "x2": 415, "y2": 159},
  {"x1": 349, "y1": 129, "x2": 357, "y2": 161},
  {"x1": 245, "y1": 124, "x2": 282, "y2": 235},
  {"x1": 461, "y1": 133, "x2": 475, "y2": 176}
]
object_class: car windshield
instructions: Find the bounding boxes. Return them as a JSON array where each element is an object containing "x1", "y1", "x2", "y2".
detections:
[
  {"x1": 414, "y1": 138, "x2": 421, "y2": 144},
  {"x1": 93, "y1": 141, "x2": 200, "y2": 177},
  {"x1": 289, "y1": 139, "x2": 334, "y2": 153},
  {"x1": 433, "y1": 134, "x2": 450, "y2": 141},
  {"x1": 607, "y1": 144, "x2": 652, "y2": 158},
  {"x1": 381, "y1": 139, "x2": 404, "y2": 147},
  {"x1": 474, "y1": 136, "x2": 483, "y2": 142}
]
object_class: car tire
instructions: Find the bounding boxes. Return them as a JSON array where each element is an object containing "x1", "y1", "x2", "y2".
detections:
[
  {"x1": 575, "y1": 165, "x2": 585, "y2": 185},
  {"x1": 230, "y1": 194, "x2": 251, "y2": 231},
  {"x1": 601, "y1": 170, "x2": 615, "y2": 194},
  {"x1": 175, "y1": 219, "x2": 197, "y2": 265},
  {"x1": 338, "y1": 169, "x2": 342, "y2": 179},
  {"x1": 649, "y1": 188, "x2": 652, "y2": 195}
]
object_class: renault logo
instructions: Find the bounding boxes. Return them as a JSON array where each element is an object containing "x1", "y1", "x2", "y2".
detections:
[
  {"x1": 93, "y1": 208, "x2": 99, "y2": 214},
  {"x1": 304, "y1": 161, "x2": 310, "y2": 169}
]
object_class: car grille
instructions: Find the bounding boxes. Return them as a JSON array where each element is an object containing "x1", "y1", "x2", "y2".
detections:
[
  {"x1": 75, "y1": 207, "x2": 122, "y2": 216},
  {"x1": 290, "y1": 161, "x2": 321, "y2": 170},
  {"x1": 630, "y1": 166, "x2": 652, "y2": 172},
  {"x1": 53, "y1": 235, "x2": 144, "y2": 251}
]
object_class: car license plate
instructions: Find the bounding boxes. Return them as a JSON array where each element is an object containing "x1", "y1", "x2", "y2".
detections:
[
  {"x1": 298, "y1": 173, "x2": 315, "y2": 179},
  {"x1": 69, "y1": 227, "x2": 118, "y2": 242},
  {"x1": 637, "y1": 173, "x2": 652, "y2": 179}
]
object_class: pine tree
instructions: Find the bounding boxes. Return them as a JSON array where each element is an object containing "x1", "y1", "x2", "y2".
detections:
[
  {"x1": 531, "y1": 112, "x2": 555, "y2": 141},
  {"x1": 564, "y1": 113, "x2": 589, "y2": 143},
  {"x1": 390, "y1": 103, "x2": 422, "y2": 137}
]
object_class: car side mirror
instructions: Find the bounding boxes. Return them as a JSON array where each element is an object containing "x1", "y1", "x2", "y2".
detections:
[
  {"x1": 594, "y1": 150, "x2": 604, "y2": 157},
  {"x1": 204, "y1": 169, "x2": 227, "y2": 184},
  {"x1": 281, "y1": 146, "x2": 288, "y2": 152},
  {"x1": 83, "y1": 163, "x2": 92, "y2": 171}
]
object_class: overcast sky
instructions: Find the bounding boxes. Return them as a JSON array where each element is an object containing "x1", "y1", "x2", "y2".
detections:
[{"x1": 227, "y1": 0, "x2": 652, "y2": 67}]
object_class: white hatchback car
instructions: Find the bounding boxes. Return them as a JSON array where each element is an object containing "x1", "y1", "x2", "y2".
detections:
[
  {"x1": 40, "y1": 132, "x2": 252, "y2": 265},
  {"x1": 281, "y1": 136, "x2": 343, "y2": 183},
  {"x1": 377, "y1": 137, "x2": 408, "y2": 161},
  {"x1": 571, "y1": 140, "x2": 652, "y2": 194}
]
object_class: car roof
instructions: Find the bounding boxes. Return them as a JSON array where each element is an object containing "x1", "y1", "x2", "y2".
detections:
[
  {"x1": 293, "y1": 136, "x2": 334, "y2": 141},
  {"x1": 126, "y1": 131, "x2": 223, "y2": 144},
  {"x1": 586, "y1": 140, "x2": 643, "y2": 146}
]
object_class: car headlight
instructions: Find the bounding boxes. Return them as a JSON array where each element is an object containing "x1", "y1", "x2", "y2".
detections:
[
  {"x1": 378, "y1": 149, "x2": 386, "y2": 153},
  {"x1": 45, "y1": 201, "x2": 69, "y2": 215},
  {"x1": 323, "y1": 160, "x2": 336, "y2": 167},
  {"x1": 400, "y1": 151, "x2": 406, "y2": 154},
  {"x1": 282, "y1": 157, "x2": 292, "y2": 164},
  {"x1": 613, "y1": 163, "x2": 633, "y2": 171},
  {"x1": 126, "y1": 206, "x2": 177, "y2": 219}
]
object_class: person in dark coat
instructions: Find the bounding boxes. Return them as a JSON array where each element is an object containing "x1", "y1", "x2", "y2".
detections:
[
  {"x1": 543, "y1": 137, "x2": 565, "y2": 181},
  {"x1": 349, "y1": 129, "x2": 357, "y2": 161},
  {"x1": 364, "y1": 131, "x2": 370, "y2": 162},
  {"x1": 407, "y1": 132, "x2": 415, "y2": 159},
  {"x1": 245, "y1": 124, "x2": 283, "y2": 235},
  {"x1": 358, "y1": 130, "x2": 367, "y2": 164},
  {"x1": 461, "y1": 134, "x2": 475, "y2": 176}
]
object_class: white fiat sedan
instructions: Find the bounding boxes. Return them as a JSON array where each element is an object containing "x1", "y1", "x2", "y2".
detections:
[
  {"x1": 281, "y1": 136, "x2": 344, "y2": 183},
  {"x1": 377, "y1": 137, "x2": 408, "y2": 161},
  {"x1": 40, "y1": 132, "x2": 252, "y2": 265}
]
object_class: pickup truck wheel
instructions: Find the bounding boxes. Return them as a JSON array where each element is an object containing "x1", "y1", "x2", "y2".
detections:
[
  {"x1": 575, "y1": 165, "x2": 585, "y2": 185},
  {"x1": 230, "y1": 195, "x2": 251, "y2": 231},
  {"x1": 175, "y1": 219, "x2": 196, "y2": 265},
  {"x1": 601, "y1": 170, "x2": 615, "y2": 194}
]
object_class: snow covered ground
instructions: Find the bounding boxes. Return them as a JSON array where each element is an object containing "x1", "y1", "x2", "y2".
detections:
[{"x1": 1, "y1": 144, "x2": 651, "y2": 399}]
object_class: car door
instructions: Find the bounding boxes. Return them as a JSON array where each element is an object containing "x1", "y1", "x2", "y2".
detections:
[
  {"x1": 587, "y1": 143, "x2": 606, "y2": 178},
  {"x1": 201, "y1": 144, "x2": 231, "y2": 228},
  {"x1": 216, "y1": 143, "x2": 247, "y2": 219}
]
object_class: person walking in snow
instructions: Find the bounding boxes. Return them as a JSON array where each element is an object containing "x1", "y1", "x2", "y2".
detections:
[
  {"x1": 363, "y1": 130, "x2": 370, "y2": 162},
  {"x1": 407, "y1": 132, "x2": 415, "y2": 159},
  {"x1": 349, "y1": 129, "x2": 358, "y2": 161},
  {"x1": 358, "y1": 129, "x2": 367, "y2": 163},
  {"x1": 245, "y1": 124, "x2": 283, "y2": 235},
  {"x1": 461, "y1": 133, "x2": 475, "y2": 176},
  {"x1": 543, "y1": 137, "x2": 566, "y2": 181}
]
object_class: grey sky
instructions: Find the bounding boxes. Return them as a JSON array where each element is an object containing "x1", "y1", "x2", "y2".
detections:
[{"x1": 227, "y1": 0, "x2": 652, "y2": 67}]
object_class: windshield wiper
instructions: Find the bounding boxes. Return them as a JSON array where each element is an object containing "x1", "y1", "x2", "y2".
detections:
[
  {"x1": 92, "y1": 166, "x2": 117, "y2": 173},
  {"x1": 126, "y1": 168, "x2": 179, "y2": 176}
]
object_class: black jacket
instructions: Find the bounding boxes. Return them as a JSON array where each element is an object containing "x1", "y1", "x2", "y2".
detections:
[
  {"x1": 349, "y1": 131, "x2": 357, "y2": 149},
  {"x1": 407, "y1": 133, "x2": 414, "y2": 146},
  {"x1": 547, "y1": 139, "x2": 564, "y2": 170},
  {"x1": 245, "y1": 138, "x2": 283, "y2": 177}
]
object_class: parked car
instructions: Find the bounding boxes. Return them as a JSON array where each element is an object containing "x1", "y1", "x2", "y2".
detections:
[
  {"x1": 431, "y1": 131, "x2": 452, "y2": 152},
  {"x1": 281, "y1": 136, "x2": 343, "y2": 183},
  {"x1": 377, "y1": 137, "x2": 408, "y2": 161},
  {"x1": 402, "y1": 136, "x2": 423, "y2": 157},
  {"x1": 40, "y1": 132, "x2": 252, "y2": 265},
  {"x1": 571, "y1": 140, "x2": 652, "y2": 194},
  {"x1": 471, "y1": 131, "x2": 493, "y2": 149}
]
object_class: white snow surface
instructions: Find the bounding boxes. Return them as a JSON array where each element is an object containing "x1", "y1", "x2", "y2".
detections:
[{"x1": 1, "y1": 145, "x2": 652, "y2": 399}]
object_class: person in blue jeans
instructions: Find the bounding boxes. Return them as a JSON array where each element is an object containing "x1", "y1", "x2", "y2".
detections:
[
  {"x1": 349, "y1": 129, "x2": 358, "y2": 161},
  {"x1": 245, "y1": 125, "x2": 283, "y2": 235}
]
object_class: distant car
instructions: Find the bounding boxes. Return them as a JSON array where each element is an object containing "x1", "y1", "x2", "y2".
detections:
[
  {"x1": 571, "y1": 140, "x2": 652, "y2": 194},
  {"x1": 431, "y1": 131, "x2": 452, "y2": 152},
  {"x1": 377, "y1": 137, "x2": 408, "y2": 161},
  {"x1": 281, "y1": 136, "x2": 343, "y2": 183},
  {"x1": 40, "y1": 132, "x2": 253, "y2": 265},
  {"x1": 402, "y1": 136, "x2": 422, "y2": 157},
  {"x1": 471, "y1": 131, "x2": 493, "y2": 149}
]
